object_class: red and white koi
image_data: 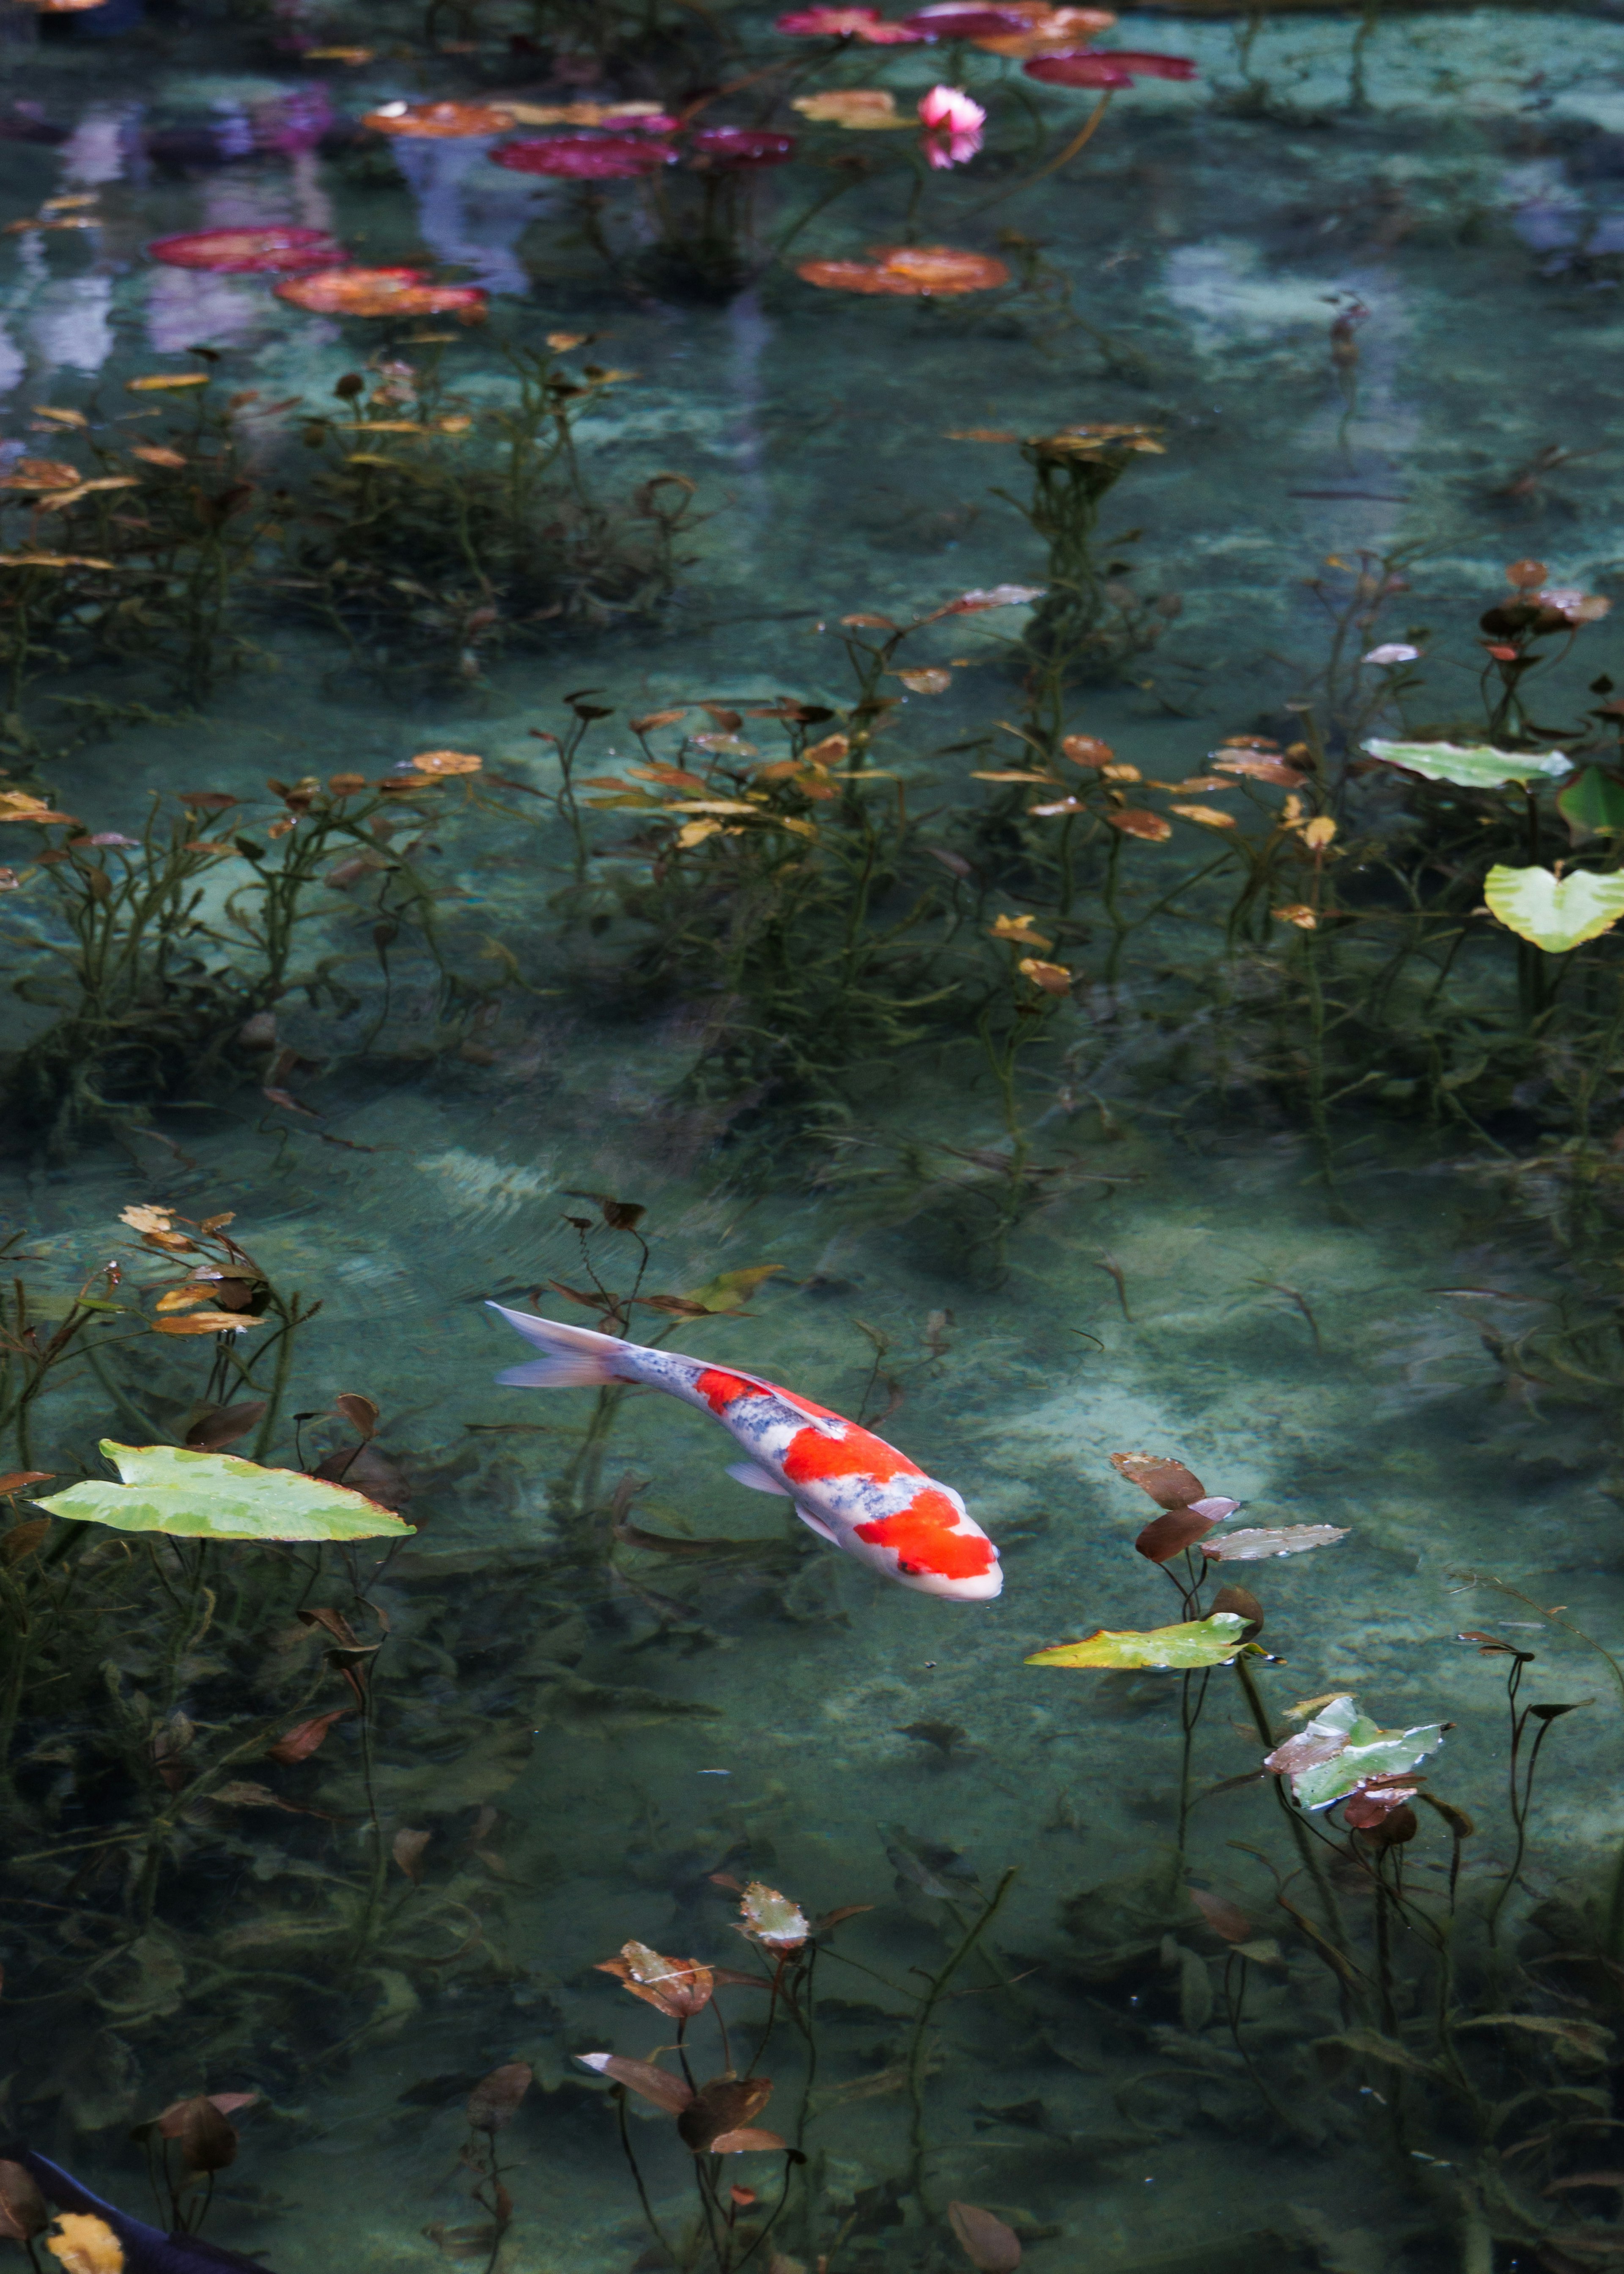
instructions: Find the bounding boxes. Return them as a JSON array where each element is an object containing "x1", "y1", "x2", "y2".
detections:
[{"x1": 488, "y1": 1306, "x2": 1002, "y2": 1602}]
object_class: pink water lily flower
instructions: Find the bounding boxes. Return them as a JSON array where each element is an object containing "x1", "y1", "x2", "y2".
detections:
[
  {"x1": 775, "y1": 5, "x2": 924, "y2": 38},
  {"x1": 918, "y1": 82, "x2": 985, "y2": 168}
]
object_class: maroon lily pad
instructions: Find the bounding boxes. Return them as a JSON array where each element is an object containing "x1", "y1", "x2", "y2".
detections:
[
  {"x1": 494, "y1": 133, "x2": 677, "y2": 179},
  {"x1": 147, "y1": 226, "x2": 348, "y2": 275}
]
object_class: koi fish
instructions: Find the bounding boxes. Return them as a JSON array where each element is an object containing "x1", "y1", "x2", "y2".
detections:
[
  {"x1": 3, "y1": 2147, "x2": 269, "y2": 2272},
  {"x1": 488, "y1": 1307, "x2": 1002, "y2": 1602}
]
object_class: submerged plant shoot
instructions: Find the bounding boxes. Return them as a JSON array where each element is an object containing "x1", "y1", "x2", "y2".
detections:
[{"x1": 5, "y1": 2, "x2": 1624, "y2": 2271}]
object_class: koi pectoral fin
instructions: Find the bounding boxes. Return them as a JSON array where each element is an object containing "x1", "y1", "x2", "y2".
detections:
[
  {"x1": 795, "y1": 1503, "x2": 841, "y2": 1546},
  {"x1": 726, "y1": 1460, "x2": 792, "y2": 1497}
]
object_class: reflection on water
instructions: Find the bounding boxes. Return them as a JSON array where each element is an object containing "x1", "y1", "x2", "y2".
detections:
[{"x1": 2, "y1": 6, "x2": 1624, "y2": 2273}]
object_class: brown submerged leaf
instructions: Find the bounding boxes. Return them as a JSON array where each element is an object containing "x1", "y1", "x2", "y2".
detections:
[
  {"x1": 2, "y1": 1519, "x2": 48, "y2": 1565},
  {"x1": 948, "y1": 2202, "x2": 1022, "y2": 2271},
  {"x1": 334, "y1": 1393, "x2": 379, "y2": 1439},
  {"x1": 1188, "y1": 1886, "x2": 1254, "y2": 1943},
  {"x1": 711, "y1": 2126, "x2": 787, "y2": 2153},
  {"x1": 392, "y1": 1827, "x2": 431, "y2": 1882},
  {"x1": 0, "y1": 2161, "x2": 48, "y2": 2242},
  {"x1": 1106, "y1": 808, "x2": 1172, "y2": 842},
  {"x1": 678, "y1": 2075, "x2": 773, "y2": 2153},
  {"x1": 184, "y1": 1402, "x2": 266, "y2": 1452},
  {"x1": 467, "y1": 2062, "x2": 532, "y2": 2131},
  {"x1": 156, "y1": 2092, "x2": 238, "y2": 2171},
  {"x1": 266, "y1": 1707, "x2": 349, "y2": 1764}
]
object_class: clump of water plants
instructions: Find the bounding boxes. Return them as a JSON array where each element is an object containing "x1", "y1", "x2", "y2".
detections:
[
  {"x1": 272, "y1": 337, "x2": 700, "y2": 680},
  {"x1": 0, "y1": 755, "x2": 520, "y2": 1153}
]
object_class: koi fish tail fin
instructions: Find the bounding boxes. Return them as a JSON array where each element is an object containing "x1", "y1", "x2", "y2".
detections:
[{"x1": 486, "y1": 1303, "x2": 636, "y2": 1388}]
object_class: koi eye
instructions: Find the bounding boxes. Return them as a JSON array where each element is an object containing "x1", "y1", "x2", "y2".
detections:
[{"x1": 898, "y1": 1560, "x2": 922, "y2": 1575}]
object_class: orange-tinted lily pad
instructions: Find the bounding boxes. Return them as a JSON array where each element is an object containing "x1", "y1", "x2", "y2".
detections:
[
  {"x1": 274, "y1": 267, "x2": 488, "y2": 321},
  {"x1": 798, "y1": 242, "x2": 1009, "y2": 295},
  {"x1": 363, "y1": 100, "x2": 516, "y2": 137}
]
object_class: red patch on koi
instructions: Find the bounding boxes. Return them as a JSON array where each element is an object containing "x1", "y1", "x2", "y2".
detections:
[
  {"x1": 782, "y1": 1425, "x2": 921, "y2": 1487},
  {"x1": 855, "y1": 1489, "x2": 996, "y2": 1579},
  {"x1": 695, "y1": 1368, "x2": 754, "y2": 1413}
]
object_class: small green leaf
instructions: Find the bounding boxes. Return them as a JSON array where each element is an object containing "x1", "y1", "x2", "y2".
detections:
[
  {"x1": 1363, "y1": 739, "x2": 1570, "y2": 790},
  {"x1": 36, "y1": 1441, "x2": 411, "y2": 1542},
  {"x1": 1557, "y1": 768, "x2": 1624, "y2": 839},
  {"x1": 1026, "y1": 1612, "x2": 1250, "y2": 1671},
  {"x1": 686, "y1": 1265, "x2": 783, "y2": 1314},
  {"x1": 1484, "y1": 864, "x2": 1624, "y2": 953}
]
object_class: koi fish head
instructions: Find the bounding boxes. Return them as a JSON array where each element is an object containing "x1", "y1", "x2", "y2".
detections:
[{"x1": 853, "y1": 1480, "x2": 1003, "y2": 1601}]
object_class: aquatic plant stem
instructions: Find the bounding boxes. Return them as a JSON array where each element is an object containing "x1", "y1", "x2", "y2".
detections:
[
  {"x1": 905, "y1": 1867, "x2": 1017, "y2": 2205},
  {"x1": 614, "y1": 2090, "x2": 677, "y2": 2266},
  {"x1": 1233, "y1": 1655, "x2": 1350, "y2": 1959}
]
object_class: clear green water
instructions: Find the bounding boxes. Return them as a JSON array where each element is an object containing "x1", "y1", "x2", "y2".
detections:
[{"x1": 4, "y1": 5, "x2": 1624, "y2": 2271}]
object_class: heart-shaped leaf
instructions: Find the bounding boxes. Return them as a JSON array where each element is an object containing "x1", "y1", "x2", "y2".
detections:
[
  {"x1": 1484, "y1": 863, "x2": 1624, "y2": 953},
  {"x1": 36, "y1": 1442, "x2": 412, "y2": 1542},
  {"x1": 1363, "y1": 739, "x2": 1571, "y2": 789},
  {"x1": 1025, "y1": 1612, "x2": 1251, "y2": 1671}
]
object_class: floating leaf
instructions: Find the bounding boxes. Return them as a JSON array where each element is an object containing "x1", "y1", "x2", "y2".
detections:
[
  {"x1": 949, "y1": 2202, "x2": 1022, "y2": 2272},
  {"x1": 1111, "y1": 1451, "x2": 1206, "y2": 1508},
  {"x1": 792, "y1": 87, "x2": 909, "y2": 126},
  {"x1": 126, "y1": 372, "x2": 211, "y2": 392},
  {"x1": 575, "y1": 2053, "x2": 693, "y2": 2115},
  {"x1": 1204, "y1": 1524, "x2": 1349, "y2": 1562},
  {"x1": 36, "y1": 1442, "x2": 412, "y2": 1542},
  {"x1": 738, "y1": 1881, "x2": 810, "y2": 1951},
  {"x1": 597, "y1": 1942, "x2": 716, "y2": 2018},
  {"x1": 1362, "y1": 739, "x2": 1570, "y2": 790},
  {"x1": 467, "y1": 2062, "x2": 532, "y2": 2130},
  {"x1": 1026, "y1": 1613, "x2": 1251, "y2": 1671},
  {"x1": 896, "y1": 667, "x2": 954, "y2": 694},
  {"x1": 1484, "y1": 864, "x2": 1624, "y2": 954},
  {"x1": 1265, "y1": 1695, "x2": 1448, "y2": 1811}
]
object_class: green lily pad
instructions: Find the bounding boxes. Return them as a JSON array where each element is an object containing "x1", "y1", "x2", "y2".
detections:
[
  {"x1": 1557, "y1": 767, "x2": 1624, "y2": 840},
  {"x1": 36, "y1": 1441, "x2": 412, "y2": 1541},
  {"x1": 1362, "y1": 739, "x2": 1571, "y2": 790},
  {"x1": 1026, "y1": 1612, "x2": 1250, "y2": 1671},
  {"x1": 1484, "y1": 862, "x2": 1624, "y2": 953},
  {"x1": 1272, "y1": 1695, "x2": 1448, "y2": 1811}
]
